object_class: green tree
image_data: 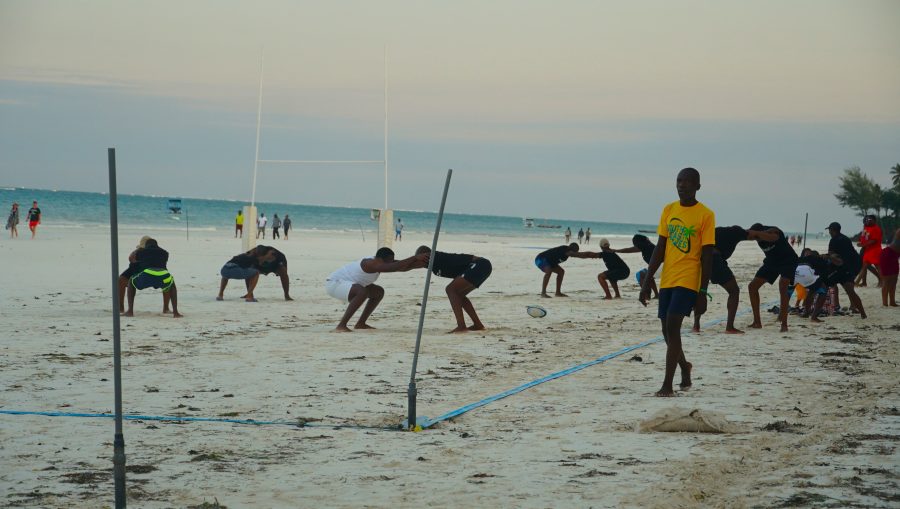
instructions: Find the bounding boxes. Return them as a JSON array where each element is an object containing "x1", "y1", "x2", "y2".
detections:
[
  {"x1": 891, "y1": 163, "x2": 900, "y2": 189},
  {"x1": 835, "y1": 166, "x2": 881, "y2": 216},
  {"x1": 884, "y1": 188, "x2": 900, "y2": 219}
]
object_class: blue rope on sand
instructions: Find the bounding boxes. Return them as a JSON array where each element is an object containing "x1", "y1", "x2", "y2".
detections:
[{"x1": 0, "y1": 303, "x2": 771, "y2": 431}]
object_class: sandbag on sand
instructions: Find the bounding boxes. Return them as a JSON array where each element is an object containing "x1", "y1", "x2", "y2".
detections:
[{"x1": 639, "y1": 407, "x2": 744, "y2": 433}]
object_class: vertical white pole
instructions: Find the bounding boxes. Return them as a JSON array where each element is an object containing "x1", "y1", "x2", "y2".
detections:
[
  {"x1": 384, "y1": 44, "x2": 388, "y2": 211},
  {"x1": 251, "y1": 53, "x2": 265, "y2": 207}
]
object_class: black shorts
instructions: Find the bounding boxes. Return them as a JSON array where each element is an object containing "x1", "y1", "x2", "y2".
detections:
[
  {"x1": 461, "y1": 258, "x2": 492, "y2": 288},
  {"x1": 826, "y1": 265, "x2": 857, "y2": 287},
  {"x1": 120, "y1": 262, "x2": 141, "y2": 279},
  {"x1": 130, "y1": 269, "x2": 174, "y2": 291},
  {"x1": 658, "y1": 287, "x2": 697, "y2": 319},
  {"x1": 755, "y1": 260, "x2": 797, "y2": 285},
  {"x1": 603, "y1": 267, "x2": 630, "y2": 282},
  {"x1": 710, "y1": 253, "x2": 734, "y2": 285}
]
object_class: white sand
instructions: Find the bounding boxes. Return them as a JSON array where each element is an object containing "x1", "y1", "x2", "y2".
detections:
[{"x1": 1, "y1": 227, "x2": 897, "y2": 507}]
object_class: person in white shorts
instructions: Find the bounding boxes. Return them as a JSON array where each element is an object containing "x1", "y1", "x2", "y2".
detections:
[{"x1": 326, "y1": 247, "x2": 428, "y2": 332}]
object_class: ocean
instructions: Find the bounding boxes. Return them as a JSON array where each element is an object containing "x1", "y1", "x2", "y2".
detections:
[{"x1": 1, "y1": 187, "x2": 656, "y2": 240}]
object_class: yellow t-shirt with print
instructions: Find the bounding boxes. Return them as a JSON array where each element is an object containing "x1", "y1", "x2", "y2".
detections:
[{"x1": 657, "y1": 200, "x2": 716, "y2": 291}]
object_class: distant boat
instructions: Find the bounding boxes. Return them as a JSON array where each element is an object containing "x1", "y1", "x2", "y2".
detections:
[
  {"x1": 537, "y1": 224, "x2": 561, "y2": 229},
  {"x1": 523, "y1": 217, "x2": 535, "y2": 228},
  {"x1": 167, "y1": 198, "x2": 182, "y2": 214}
]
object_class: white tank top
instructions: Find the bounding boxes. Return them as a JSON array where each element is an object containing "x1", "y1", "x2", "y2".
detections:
[{"x1": 328, "y1": 258, "x2": 379, "y2": 286}]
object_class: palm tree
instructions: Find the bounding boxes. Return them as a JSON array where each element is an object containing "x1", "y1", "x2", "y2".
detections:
[{"x1": 891, "y1": 163, "x2": 900, "y2": 189}]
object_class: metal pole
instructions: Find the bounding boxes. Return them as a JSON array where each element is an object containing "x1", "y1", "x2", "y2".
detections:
[
  {"x1": 384, "y1": 44, "x2": 388, "y2": 210},
  {"x1": 802, "y1": 212, "x2": 808, "y2": 250},
  {"x1": 250, "y1": 53, "x2": 265, "y2": 207},
  {"x1": 407, "y1": 169, "x2": 452, "y2": 430},
  {"x1": 108, "y1": 148, "x2": 127, "y2": 508}
]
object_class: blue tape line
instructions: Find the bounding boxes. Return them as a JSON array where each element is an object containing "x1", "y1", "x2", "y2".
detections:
[
  {"x1": 420, "y1": 302, "x2": 771, "y2": 429},
  {"x1": 0, "y1": 409, "x2": 396, "y2": 431}
]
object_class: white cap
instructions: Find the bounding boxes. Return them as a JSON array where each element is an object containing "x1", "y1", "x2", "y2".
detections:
[
  {"x1": 794, "y1": 264, "x2": 819, "y2": 288},
  {"x1": 599, "y1": 238, "x2": 610, "y2": 248}
]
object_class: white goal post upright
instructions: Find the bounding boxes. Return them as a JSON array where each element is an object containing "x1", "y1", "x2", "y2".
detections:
[{"x1": 244, "y1": 48, "x2": 393, "y2": 252}]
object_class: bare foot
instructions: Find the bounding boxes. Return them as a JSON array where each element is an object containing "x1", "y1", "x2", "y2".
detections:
[
  {"x1": 333, "y1": 326, "x2": 352, "y2": 333},
  {"x1": 748, "y1": 321, "x2": 762, "y2": 329},
  {"x1": 245, "y1": 297, "x2": 258, "y2": 302},
  {"x1": 284, "y1": 296, "x2": 294, "y2": 301},
  {"x1": 725, "y1": 328, "x2": 745, "y2": 334},
  {"x1": 602, "y1": 296, "x2": 613, "y2": 300},
  {"x1": 691, "y1": 325, "x2": 700, "y2": 333},
  {"x1": 541, "y1": 293, "x2": 552, "y2": 298},
  {"x1": 890, "y1": 303, "x2": 898, "y2": 307},
  {"x1": 780, "y1": 324, "x2": 788, "y2": 332},
  {"x1": 555, "y1": 292, "x2": 569, "y2": 297},
  {"x1": 173, "y1": 312, "x2": 183, "y2": 318},
  {"x1": 468, "y1": 324, "x2": 486, "y2": 331},
  {"x1": 448, "y1": 327, "x2": 469, "y2": 334},
  {"x1": 860, "y1": 311, "x2": 867, "y2": 319},
  {"x1": 123, "y1": 311, "x2": 134, "y2": 317},
  {"x1": 216, "y1": 296, "x2": 224, "y2": 301},
  {"x1": 810, "y1": 317, "x2": 822, "y2": 323},
  {"x1": 680, "y1": 362, "x2": 692, "y2": 388},
  {"x1": 655, "y1": 387, "x2": 676, "y2": 397},
  {"x1": 354, "y1": 323, "x2": 376, "y2": 330},
  {"x1": 163, "y1": 309, "x2": 171, "y2": 314}
]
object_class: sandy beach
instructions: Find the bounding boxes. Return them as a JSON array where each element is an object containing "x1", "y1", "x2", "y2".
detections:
[{"x1": 1, "y1": 227, "x2": 897, "y2": 507}]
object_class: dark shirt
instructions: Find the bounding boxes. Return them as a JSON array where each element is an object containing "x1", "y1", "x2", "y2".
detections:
[
  {"x1": 283, "y1": 218, "x2": 291, "y2": 229},
  {"x1": 799, "y1": 254, "x2": 839, "y2": 281},
  {"x1": 431, "y1": 252, "x2": 475, "y2": 278},
  {"x1": 715, "y1": 226, "x2": 749, "y2": 260},
  {"x1": 638, "y1": 243, "x2": 655, "y2": 264},
  {"x1": 28, "y1": 207, "x2": 41, "y2": 221},
  {"x1": 229, "y1": 253, "x2": 258, "y2": 268},
  {"x1": 136, "y1": 246, "x2": 169, "y2": 269},
  {"x1": 539, "y1": 245, "x2": 571, "y2": 265},
  {"x1": 259, "y1": 248, "x2": 287, "y2": 275},
  {"x1": 600, "y1": 251, "x2": 628, "y2": 273},
  {"x1": 756, "y1": 226, "x2": 798, "y2": 264},
  {"x1": 828, "y1": 234, "x2": 861, "y2": 270}
]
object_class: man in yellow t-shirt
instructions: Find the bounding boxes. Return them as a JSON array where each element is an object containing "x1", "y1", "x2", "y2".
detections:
[
  {"x1": 639, "y1": 168, "x2": 716, "y2": 397},
  {"x1": 235, "y1": 210, "x2": 244, "y2": 238}
]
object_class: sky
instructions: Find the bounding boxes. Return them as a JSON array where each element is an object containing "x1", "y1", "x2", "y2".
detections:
[{"x1": 1, "y1": 0, "x2": 899, "y2": 231}]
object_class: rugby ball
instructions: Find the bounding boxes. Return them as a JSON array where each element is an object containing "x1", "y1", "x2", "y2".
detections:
[{"x1": 526, "y1": 305, "x2": 548, "y2": 318}]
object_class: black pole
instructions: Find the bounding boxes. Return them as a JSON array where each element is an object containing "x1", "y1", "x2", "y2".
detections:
[
  {"x1": 108, "y1": 148, "x2": 127, "y2": 508},
  {"x1": 407, "y1": 169, "x2": 452, "y2": 430},
  {"x1": 802, "y1": 212, "x2": 808, "y2": 250}
]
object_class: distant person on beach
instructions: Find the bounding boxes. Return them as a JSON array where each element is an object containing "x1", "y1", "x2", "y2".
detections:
[
  {"x1": 611, "y1": 234, "x2": 659, "y2": 299},
  {"x1": 283, "y1": 215, "x2": 292, "y2": 240},
  {"x1": 582, "y1": 239, "x2": 630, "y2": 299},
  {"x1": 564, "y1": 227, "x2": 572, "y2": 243},
  {"x1": 124, "y1": 238, "x2": 181, "y2": 318},
  {"x1": 326, "y1": 247, "x2": 428, "y2": 332},
  {"x1": 639, "y1": 167, "x2": 715, "y2": 397},
  {"x1": 217, "y1": 245, "x2": 276, "y2": 302},
  {"x1": 692, "y1": 225, "x2": 779, "y2": 334},
  {"x1": 585, "y1": 227, "x2": 591, "y2": 243},
  {"x1": 5, "y1": 202, "x2": 19, "y2": 238},
  {"x1": 27, "y1": 200, "x2": 41, "y2": 239},
  {"x1": 747, "y1": 223, "x2": 798, "y2": 332},
  {"x1": 272, "y1": 214, "x2": 281, "y2": 239},
  {"x1": 395, "y1": 218, "x2": 404, "y2": 241},
  {"x1": 856, "y1": 215, "x2": 882, "y2": 287},
  {"x1": 534, "y1": 243, "x2": 595, "y2": 298},
  {"x1": 416, "y1": 245, "x2": 492, "y2": 333},
  {"x1": 119, "y1": 236, "x2": 171, "y2": 314},
  {"x1": 879, "y1": 229, "x2": 900, "y2": 307},
  {"x1": 825, "y1": 222, "x2": 867, "y2": 317},
  {"x1": 235, "y1": 210, "x2": 243, "y2": 238},
  {"x1": 577, "y1": 228, "x2": 585, "y2": 244},
  {"x1": 257, "y1": 213, "x2": 267, "y2": 239}
]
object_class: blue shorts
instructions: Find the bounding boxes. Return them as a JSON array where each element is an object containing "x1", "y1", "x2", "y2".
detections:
[
  {"x1": 220, "y1": 262, "x2": 259, "y2": 280},
  {"x1": 534, "y1": 256, "x2": 553, "y2": 272},
  {"x1": 658, "y1": 287, "x2": 698, "y2": 319},
  {"x1": 635, "y1": 268, "x2": 648, "y2": 284}
]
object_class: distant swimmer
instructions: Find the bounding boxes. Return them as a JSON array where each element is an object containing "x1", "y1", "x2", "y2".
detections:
[
  {"x1": 579, "y1": 239, "x2": 630, "y2": 299},
  {"x1": 124, "y1": 238, "x2": 182, "y2": 318},
  {"x1": 326, "y1": 247, "x2": 428, "y2": 332},
  {"x1": 416, "y1": 245, "x2": 492, "y2": 333},
  {"x1": 27, "y1": 200, "x2": 41, "y2": 239},
  {"x1": 5, "y1": 202, "x2": 19, "y2": 238},
  {"x1": 534, "y1": 243, "x2": 595, "y2": 298},
  {"x1": 235, "y1": 209, "x2": 243, "y2": 238},
  {"x1": 691, "y1": 225, "x2": 778, "y2": 334},
  {"x1": 825, "y1": 222, "x2": 866, "y2": 317},
  {"x1": 217, "y1": 245, "x2": 276, "y2": 302},
  {"x1": 611, "y1": 234, "x2": 658, "y2": 299},
  {"x1": 639, "y1": 167, "x2": 715, "y2": 397},
  {"x1": 282, "y1": 214, "x2": 292, "y2": 240},
  {"x1": 747, "y1": 223, "x2": 798, "y2": 332}
]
